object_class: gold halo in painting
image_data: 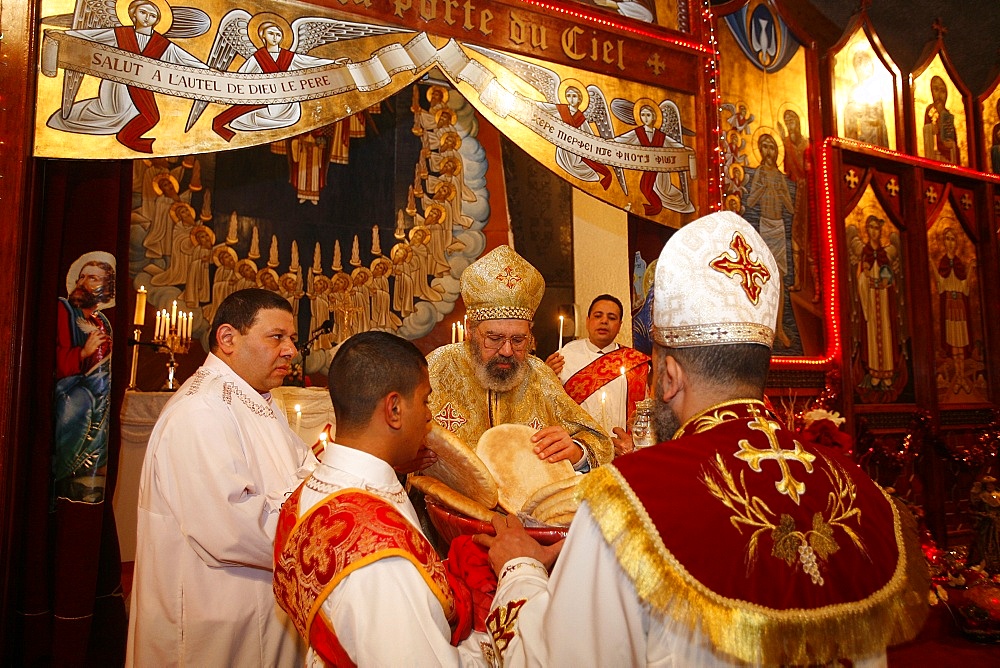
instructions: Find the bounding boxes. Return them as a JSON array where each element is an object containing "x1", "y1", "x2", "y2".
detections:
[
  {"x1": 749, "y1": 126, "x2": 784, "y2": 170},
  {"x1": 212, "y1": 245, "x2": 238, "y2": 267},
  {"x1": 117, "y1": 0, "x2": 173, "y2": 35},
  {"x1": 151, "y1": 173, "x2": 179, "y2": 197},
  {"x1": 169, "y1": 201, "x2": 196, "y2": 224},
  {"x1": 248, "y1": 13, "x2": 293, "y2": 50},
  {"x1": 558, "y1": 78, "x2": 590, "y2": 112},
  {"x1": 424, "y1": 202, "x2": 448, "y2": 223},
  {"x1": 426, "y1": 85, "x2": 450, "y2": 105},
  {"x1": 632, "y1": 98, "x2": 662, "y2": 129},
  {"x1": 189, "y1": 224, "x2": 215, "y2": 246}
]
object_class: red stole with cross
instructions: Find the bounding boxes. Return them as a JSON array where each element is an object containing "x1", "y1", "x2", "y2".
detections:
[
  {"x1": 274, "y1": 486, "x2": 468, "y2": 666},
  {"x1": 564, "y1": 347, "x2": 649, "y2": 419}
]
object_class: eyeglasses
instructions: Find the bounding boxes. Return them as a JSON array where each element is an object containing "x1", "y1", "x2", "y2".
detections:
[{"x1": 481, "y1": 333, "x2": 530, "y2": 351}]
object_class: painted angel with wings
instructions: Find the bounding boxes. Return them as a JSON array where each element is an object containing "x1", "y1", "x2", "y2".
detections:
[
  {"x1": 846, "y1": 212, "x2": 908, "y2": 400},
  {"x1": 611, "y1": 97, "x2": 695, "y2": 215},
  {"x1": 44, "y1": 0, "x2": 211, "y2": 153},
  {"x1": 464, "y1": 45, "x2": 626, "y2": 193},
  {"x1": 194, "y1": 10, "x2": 401, "y2": 141}
]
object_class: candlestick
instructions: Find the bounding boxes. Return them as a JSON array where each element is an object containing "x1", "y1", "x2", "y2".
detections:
[
  {"x1": 134, "y1": 285, "x2": 147, "y2": 326},
  {"x1": 558, "y1": 315, "x2": 564, "y2": 350},
  {"x1": 129, "y1": 328, "x2": 141, "y2": 389}
]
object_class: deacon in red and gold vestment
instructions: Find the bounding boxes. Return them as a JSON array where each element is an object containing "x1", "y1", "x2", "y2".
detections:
[
  {"x1": 546, "y1": 294, "x2": 648, "y2": 452},
  {"x1": 477, "y1": 211, "x2": 929, "y2": 666},
  {"x1": 427, "y1": 245, "x2": 612, "y2": 471},
  {"x1": 274, "y1": 331, "x2": 491, "y2": 666}
]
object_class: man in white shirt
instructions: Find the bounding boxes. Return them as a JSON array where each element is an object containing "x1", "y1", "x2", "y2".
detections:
[
  {"x1": 274, "y1": 331, "x2": 489, "y2": 665},
  {"x1": 126, "y1": 288, "x2": 318, "y2": 666},
  {"x1": 546, "y1": 294, "x2": 649, "y2": 455}
]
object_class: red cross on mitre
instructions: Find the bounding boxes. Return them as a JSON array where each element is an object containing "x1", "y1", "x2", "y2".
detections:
[
  {"x1": 434, "y1": 402, "x2": 468, "y2": 432},
  {"x1": 495, "y1": 265, "x2": 522, "y2": 290},
  {"x1": 709, "y1": 231, "x2": 770, "y2": 305}
]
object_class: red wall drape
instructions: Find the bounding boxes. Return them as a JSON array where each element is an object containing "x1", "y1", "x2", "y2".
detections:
[{"x1": 13, "y1": 159, "x2": 131, "y2": 666}]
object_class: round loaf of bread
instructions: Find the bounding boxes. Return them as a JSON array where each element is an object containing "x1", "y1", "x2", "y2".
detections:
[
  {"x1": 422, "y1": 424, "x2": 499, "y2": 509},
  {"x1": 521, "y1": 474, "x2": 580, "y2": 516},
  {"x1": 477, "y1": 424, "x2": 575, "y2": 514},
  {"x1": 531, "y1": 485, "x2": 580, "y2": 524},
  {"x1": 409, "y1": 474, "x2": 496, "y2": 523}
]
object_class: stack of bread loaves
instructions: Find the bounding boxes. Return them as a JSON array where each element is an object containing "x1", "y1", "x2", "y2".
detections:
[{"x1": 410, "y1": 424, "x2": 581, "y2": 527}]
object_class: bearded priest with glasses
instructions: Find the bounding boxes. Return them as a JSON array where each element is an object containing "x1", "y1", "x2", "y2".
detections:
[{"x1": 426, "y1": 245, "x2": 613, "y2": 471}]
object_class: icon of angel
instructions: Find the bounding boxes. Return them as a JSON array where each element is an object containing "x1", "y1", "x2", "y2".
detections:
[
  {"x1": 845, "y1": 211, "x2": 908, "y2": 400},
  {"x1": 189, "y1": 10, "x2": 403, "y2": 140},
  {"x1": 611, "y1": 97, "x2": 695, "y2": 215},
  {"x1": 720, "y1": 102, "x2": 756, "y2": 135},
  {"x1": 464, "y1": 44, "x2": 626, "y2": 193},
  {"x1": 44, "y1": 0, "x2": 212, "y2": 153}
]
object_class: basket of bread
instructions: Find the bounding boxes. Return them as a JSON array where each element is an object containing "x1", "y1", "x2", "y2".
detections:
[{"x1": 410, "y1": 423, "x2": 581, "y2": 547}]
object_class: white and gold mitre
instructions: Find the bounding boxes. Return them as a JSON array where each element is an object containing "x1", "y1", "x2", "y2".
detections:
[
  {"x1": 653, "y1": 211, "x2": 779, "y2": 348},
  {"x1": 461, "y1": 245, "x2": 544, "y2": 321}
]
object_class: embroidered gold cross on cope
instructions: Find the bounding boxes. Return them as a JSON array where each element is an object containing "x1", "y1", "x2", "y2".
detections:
[{"x1": 735, "y1": 413, "x2": 816, "y2": 504}]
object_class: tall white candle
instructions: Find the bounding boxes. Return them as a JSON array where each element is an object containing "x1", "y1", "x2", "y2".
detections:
[
  {"x1": 188, "y1": 312, "x2": 194, "y2": 339},
  {"x1": 155, "y1": 310, "x2": 162, "y2": 339},
  {"x1": 451, "y1": 322, "x2": 456, "y2": 344},
  {"x1": 294, "y1": 404, "x2": 302, "y2": 434},
  {"x1": 558, "y1": 315, "x2": 564, "y2": 350},
  {"x1": 621, "y1": 366, "x2": 627, "y2": 429},
  {"x1": 171, "y1": 300, "x2": 178, "y2": 330}
]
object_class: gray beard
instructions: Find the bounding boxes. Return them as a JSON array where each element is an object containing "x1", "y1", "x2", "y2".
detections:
[
  {"x1": 470, "y1": 340, "x2": 526, "y2": 393},
  {"x1": 652, "y1": 398, "x2": 680, "y2": 441}
]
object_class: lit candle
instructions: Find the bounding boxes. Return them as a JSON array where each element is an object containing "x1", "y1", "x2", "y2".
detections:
[
  {"x1": 294, "y1": 404, "x2": 302, "y2": 433},
  {"x1": 558, "y1": 315, "x2": 564, "y2": 350},
  {"x1": 188, "y1": 311, "x2": 194, "y2": 339},
  {"x1": 155, "y1": 310, "x2": 162, "y2": 339},
  {"x1": 171, "y1": 300, "x2": 178, "y2": 330},
  {"x1": 621, "y1": 365, "x2": 627, "y2": 429},
  {"x1": 458, "y1": 323, "x2": 464, "y2": 342},
  {"x1": 134, "y1": 285, "x2": 147, "y2": 326},
  {"x1": 451, "y1": 322, "x2": 457, "y2": 344}
]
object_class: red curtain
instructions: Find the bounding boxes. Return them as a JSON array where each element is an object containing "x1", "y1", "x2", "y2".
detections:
[{"x1": 14, "y1": 159, "x2": 130, "y2": 666}]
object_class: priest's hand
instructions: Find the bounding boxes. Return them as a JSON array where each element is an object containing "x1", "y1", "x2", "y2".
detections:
[
  {"x1": 611, "y1": 427, "x2": 635, "y2": 457},
  {"x1": 532, "y1": 426, "x2": 583, "y2": 465},
  {"x1": 474, "y1": 513, "x2": 564, "y2": 575},
  {"x1": 393, "y1": 444, "x2": 438, "y2": 475},
  {"x1": 544, "y1": 351, "x2": 565, "y2": 375}
]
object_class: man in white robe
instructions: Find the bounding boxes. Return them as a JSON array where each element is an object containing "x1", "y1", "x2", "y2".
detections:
[
  {"x1": 126, "y1": 288, "x2": 318, "y2": 666},
  {"x1": 274, "y1": 331, "x2": 489, "y2": 665},
  {"x1": 546, "y1": 294, "x2": 648, "y2": 449}
]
